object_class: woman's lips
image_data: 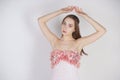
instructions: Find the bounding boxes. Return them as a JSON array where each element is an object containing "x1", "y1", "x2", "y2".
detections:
[{"x1": 63, "y1": 30, "x2": 67, "y2": 33}]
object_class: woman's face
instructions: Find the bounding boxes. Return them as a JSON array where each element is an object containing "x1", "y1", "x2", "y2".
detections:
[{"x1": 61, "y1": 17, "x2": 75, "y2": 36}]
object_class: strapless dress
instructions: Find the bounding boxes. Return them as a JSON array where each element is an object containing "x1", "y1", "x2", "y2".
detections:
[{"x1": 50, "y1": 49, "x2": 81, "y2": 80}]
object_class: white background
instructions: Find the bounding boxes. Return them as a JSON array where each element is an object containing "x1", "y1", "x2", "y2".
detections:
[{"x1": 0, "y1": 0, "x2": 120, "y2": 80}]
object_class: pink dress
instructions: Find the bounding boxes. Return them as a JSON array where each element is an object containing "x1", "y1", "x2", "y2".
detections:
[{"x1": 50, "y1": 49, "x2": 81, "y2": 80}]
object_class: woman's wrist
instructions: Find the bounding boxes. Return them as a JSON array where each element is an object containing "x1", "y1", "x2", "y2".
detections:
[
  {"x1": 58, "y1": 9, "x2": 69, "y2": 14},
  {"x1": 59, "y1": 9, "x2": 65, "y2": 13},
  {"x1": 55, "y1": 9, "x2": 65, "y2": 15}
]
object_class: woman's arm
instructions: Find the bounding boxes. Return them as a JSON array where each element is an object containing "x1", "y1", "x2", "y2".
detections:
[
  {"x1": 74, "y1": 6, "x2": 107, "y2": 48},
  {"x1": 38, "y1": 6, "x2": 74, "y2": 22},
  {"x1": 38, "y1": 10, "x2": 63, "y2": 22},
  {"x1": 38, "y1": 6, "x2": 74, "y2": 47}
]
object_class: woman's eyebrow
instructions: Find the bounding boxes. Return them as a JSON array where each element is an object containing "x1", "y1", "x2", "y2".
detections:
[
  {"x1": 62, "y1": 21, "x2": 66, "y2": 23},
  {"x1": 63, "y1": 21, "x2": 74, "y2": 26}
]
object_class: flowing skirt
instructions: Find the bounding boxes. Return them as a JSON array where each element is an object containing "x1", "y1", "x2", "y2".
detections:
[{"x1": 51, "y1": 61, "x2": 80, "y2": 80}]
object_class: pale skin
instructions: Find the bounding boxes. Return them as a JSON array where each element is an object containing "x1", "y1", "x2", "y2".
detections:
[{"x1": 38, "y1": 6, "x2": 107, "y2": 54}]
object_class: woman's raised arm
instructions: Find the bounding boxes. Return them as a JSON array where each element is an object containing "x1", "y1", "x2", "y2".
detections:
[
  {"x1": 37, "y1": 6, "x2": 74, "y2": 47},
  {"x1": 74, "y1": 6, "x2": 107, "y2": 48}
]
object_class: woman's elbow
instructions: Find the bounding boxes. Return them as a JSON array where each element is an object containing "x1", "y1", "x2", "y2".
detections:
[
  {"x1": 101, "y1": 27, "x2": 107, "y2": 33},
  {"x1": 38, "y1": 17, "x2": 42, "y2": 22},
  {"x1": 38, "y1": 17, "x2": 47, "y2": 23},
  {"x1": 101, "y1": 28, "x2": 107, "y2": 34},
  {"x1": 103, "y1": 28, "x2": 107, "y2": 33}
]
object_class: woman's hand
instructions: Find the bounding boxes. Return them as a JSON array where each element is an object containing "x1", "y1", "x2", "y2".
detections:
[
  {"x1": 74, "y1": 6, "x2": 87, "y2": 16},
  {"x1": 61, "y1": 6, "x2": 74, "y2": 13}
]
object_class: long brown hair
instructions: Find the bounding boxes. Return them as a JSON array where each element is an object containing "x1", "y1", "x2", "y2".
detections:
[{"x1": 61, "y1": 14, "x2": 88, "y2": 56}]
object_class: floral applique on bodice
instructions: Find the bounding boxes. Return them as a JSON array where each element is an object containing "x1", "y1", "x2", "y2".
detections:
[{"x1": 50, "y1": 49, "x2": 81, "y2": 69}]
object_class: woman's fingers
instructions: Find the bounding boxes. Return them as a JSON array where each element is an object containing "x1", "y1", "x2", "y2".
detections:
[
  {"x1": 61, "y1": 6, "x2": 86, "y2": 14},
  {"x1": 61, "y1": 6, "x2": 74, "y2": 13},
  {"x1": 68, "y1": 6, "x2": 74, "y2": 10},
  {"x1": 75, "y1": 6, "x2": 79, "y2": 12},
  {"x1": 74, "y1": 6, "x2": 83, "y2": 13},
  {"x1": 73, "y1": 6, "x2": 87, "y2": 16}
]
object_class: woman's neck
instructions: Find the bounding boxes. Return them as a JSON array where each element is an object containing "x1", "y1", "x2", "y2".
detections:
[{"x1": 60, "y1": 35, "x2": 75, "y2": 41}]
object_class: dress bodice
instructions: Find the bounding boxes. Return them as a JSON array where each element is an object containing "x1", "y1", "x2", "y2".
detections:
[{"x1": 50, "y1": 49, "x2": 81, "y2": 69}]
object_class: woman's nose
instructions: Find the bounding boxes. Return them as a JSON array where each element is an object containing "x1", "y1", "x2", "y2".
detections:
[
  {"x1": 64, "y1": 25, "x2": 68, "y2": 28},
  {"x1": 63, "y1": 26, "x2": 67, "y2": 30}
]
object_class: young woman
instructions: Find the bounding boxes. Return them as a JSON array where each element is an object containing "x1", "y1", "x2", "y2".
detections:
[{"x1": 38, "y1": 6, "x2": 106, "y2": 80}]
